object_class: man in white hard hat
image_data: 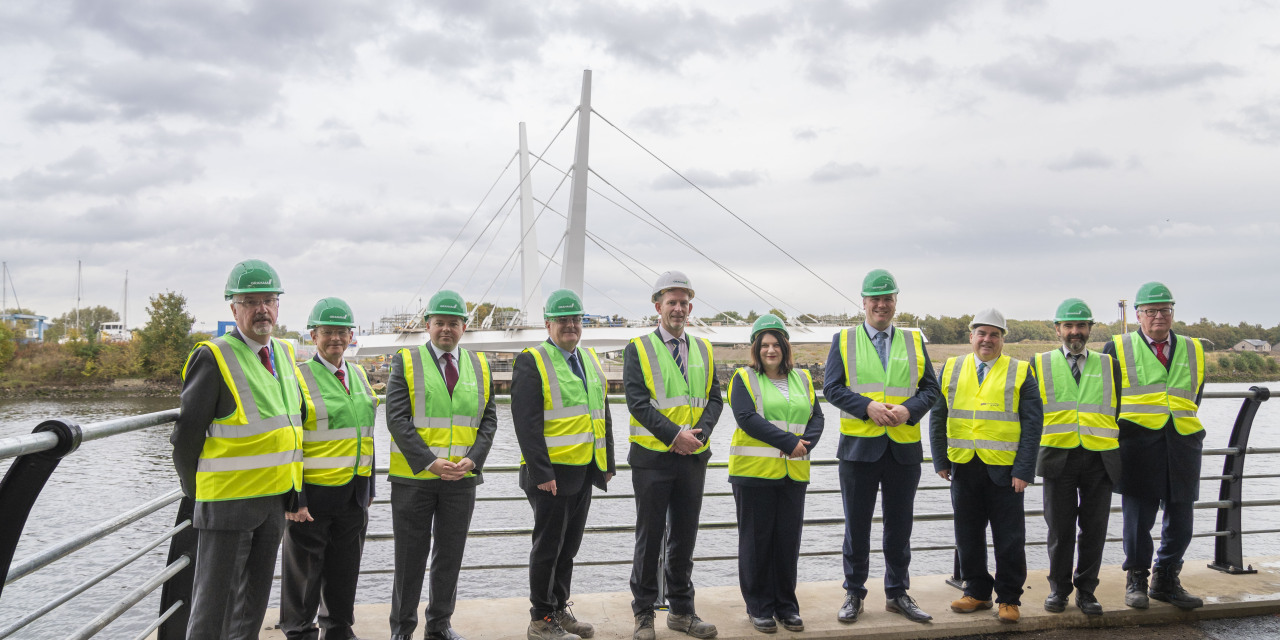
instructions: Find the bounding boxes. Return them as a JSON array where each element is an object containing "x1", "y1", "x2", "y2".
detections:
[
  {"x1": 625, "y1": 271, "x2": 723, "y2": 640},
  {"x1": 929, "y1": 309, "x2": 1042, "y2": 624}
]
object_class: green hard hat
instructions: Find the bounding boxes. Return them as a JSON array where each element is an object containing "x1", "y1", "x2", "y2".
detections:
[
  {"x1": 751, "y1": 313, "x2": 789, "y2": 342},
  {"x1": 225, "y1": 259, "x2": 283, "y2": 300},
  {"x1": 544, "y1": 289, "x2": 584, "y2": 318},
  {"x1": 1135, "y1": 281, "x2": 1175, "y2": 308},
  {"x1": 861, "y1": 268, "x2": 899, "y2": 297},
  {"x1": 307, "y1": 297, "x2": 356, "y2": 328},
  {"x1": 425, "y1": 290, "x2": 468, "y2": 319},
  {"x1": 1054, "y1": 298, "x2": 1093, "y2": 323}
]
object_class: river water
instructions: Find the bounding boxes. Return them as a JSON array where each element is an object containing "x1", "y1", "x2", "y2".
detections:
[{"x1": 2, "y1": 381, "x2": 1277, "y2": 639}]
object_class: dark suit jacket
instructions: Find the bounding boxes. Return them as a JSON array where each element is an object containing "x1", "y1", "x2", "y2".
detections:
[
  {"x1": 512, "y1": 341, "x2": 616, "y2": 494},
  {"x1": 384, "y1": 343, "x2": 499, "y2": 491},
  {"x1": 1032, "y1": 349, "x2": 1123, "y2": 487},
  {"x1": 728, "y1": 369, "x2": 825, "y2": 486},
  {"x1": 622, "y1": 330, "x2": 724, "y2": 469},
  {"x1": 297, "y1": 355, "x2": 377, "y2": 513},
  {"x1": 929, "y1": 354, "x2": 1044, "y2": 486},
  {"x1": 1102, "y1": 330, "x2": 1205, "y2": 502},
  {"x1": 171, "y1": 328, "x2": 300, "y2": 529},
  {"x1": 822, "y1": 326, "x2": 940, "y2": 465}
]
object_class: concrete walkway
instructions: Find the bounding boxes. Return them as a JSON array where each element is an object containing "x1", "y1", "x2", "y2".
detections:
[{"x1": 257, "y1": 557, "x2": 1280, "y2": 640}]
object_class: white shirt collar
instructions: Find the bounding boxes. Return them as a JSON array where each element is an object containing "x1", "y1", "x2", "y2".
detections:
[
  {"x1": 239, "y1": 332, "x2": 269, "y2": 353},
  {"x1": 657, "y1": 324, "x2": 683, "y2": 344},
  {"x1": 429, "y1": 341, "x2": 460, "y2": 362},
  {"x1": 863, "y1": 322, "x2": 891, "y2": 339},
  {"x1": 317, "y1": 355, "x2": 346, "y2": 376}
]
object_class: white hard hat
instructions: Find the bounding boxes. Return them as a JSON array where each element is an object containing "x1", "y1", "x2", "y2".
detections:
[
  {"x1": 651, "y1": 270, "x2": 695, "y2": 302},
  {"x1": 969, "y1": 308, "x2": 1007, "y2": 333}
]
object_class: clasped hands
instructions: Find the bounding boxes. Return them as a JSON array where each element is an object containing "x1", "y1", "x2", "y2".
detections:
[
  {"x1": 866, "y1": 401, "x2": 910, "y2": 427},
  {"x1": 428, "y1": 457, "x2": 476, "y2": 481}
]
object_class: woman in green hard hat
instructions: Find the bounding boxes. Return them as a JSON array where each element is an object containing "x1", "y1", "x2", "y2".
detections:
[{"x1": 726, "y1": 314, "x2": 825, "y2": 633}]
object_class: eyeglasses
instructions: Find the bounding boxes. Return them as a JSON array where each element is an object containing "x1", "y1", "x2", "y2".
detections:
[
  {"x1": 316, "y1": 327, "x2": 350, "y2": 337},
  {"x1": 551, "y1": 316, "x2": 583, "y2": 325},
  {"x1": 1141, "y1": 308, "x2": 1173, "y2": 318},
  {"x1": 234, "y1": 297, "x2": 279, "y2": 309}
]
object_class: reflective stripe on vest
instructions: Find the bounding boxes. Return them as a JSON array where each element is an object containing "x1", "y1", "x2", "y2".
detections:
[
  {"x1": 298, "y1": 359, "x2": 377, "y2": 486},
  {"x1": 1113, "y1": 332, "x2": 1204, "y2": 435},
  {"x1": 389, "y1": 345, "x2": 490, "y2": 479},
  {"x1": 1035, "y1": 350, "x2": 1118, "y2": 451},
  {"x1": 838, "y1": 327, "x2": 924, "y2": 443},
  {"x1": 521, "y1": 343, "x2": 609, "y2": 471},
  {"x1": 727, "y1": 367, "x2": 814, "y2": 481},
  {"x1": 628, "y1": 332, "x2": 713, "y2": 453},
  {"x1": 942, "y1": 354, "x2": 1028, "y2": 467},
  {"x1": 186, "y1": 335, "x2": 304, "y2": 501}
]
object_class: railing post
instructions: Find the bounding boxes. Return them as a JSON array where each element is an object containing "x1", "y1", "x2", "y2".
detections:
[
  {"x1": 945, "y1": 550, "x2": 964, "y2": 590},
  {"x1": 1209, "y1": 385, "x2": 1269, "y2": 574},
  {"x1": 157, "y1": 496, "x2": 198, "y2": 640},
  {"x1": 0, "y1": 418, "x2": 82, "y2": 602}
]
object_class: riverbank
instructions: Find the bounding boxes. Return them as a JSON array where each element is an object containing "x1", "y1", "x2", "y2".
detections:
[{"x1": 0, "y1": 378, "x2": 179, "y2": 399}]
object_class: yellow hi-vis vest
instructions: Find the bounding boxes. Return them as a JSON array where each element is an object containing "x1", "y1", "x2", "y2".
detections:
[
  {"x1": 838, "y1": 327, "x2": 925, "y2": 443},
  {"x1": 297, "y1": 359, "x2": 377, "y2": 486},
  {"x1": 390, "y1": 345, "x2": 491, "y2": 480},
  {"x1": 941, "y1": 354, "x2": 1030, "y2": 467},
  {"x1": 521, "y1": 343, "x2": 609, "y2": 470},
  {"x1": 628, "y1": 332, "x2": 713, "y2": 453},
  {"x1": 1034, "y1": 350, "x2": 1119, "y2": 451},
  {"x1": 727, "y1": 367, "x2": 815, "y2": 481},
  {"x1": 1112, "y1": 332, "x2": 1204, "y2": 435},
  {"x1": 184, "y1": 335, "x2": 304, "y2": 502}
]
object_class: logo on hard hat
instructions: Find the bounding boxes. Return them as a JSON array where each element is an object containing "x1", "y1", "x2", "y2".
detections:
[
  {"x1": 249, "y1": 280, "x2": 273, "y2": 286},
  {"x1": 331, "y1": 313, "x2": 349, "y2": 320}
]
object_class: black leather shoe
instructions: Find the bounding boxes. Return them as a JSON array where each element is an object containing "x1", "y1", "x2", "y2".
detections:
[
  {"x1": 749, "y1": 616, "x2": 776, "y2": 634},
  {"x1": 1043, "y1": 591, "x2": 1068, "y2": 613},
  {"x1": 425, "y1": 629, "x2": 465, "y2": 640},
  {"x1": 837, "y1": 593, "x2": 863, "y2": 623},
  {"x1": 390, "y1": 635, "x2": 412, "y2": 640},
  {"x1": 1076, "y1": 591, "x2": 1103, "y2": 616},
  {"x1": 776, "y1": 614, "x2": 803, "y2": 632},
  {"x1": 1150, "y1": 565, "x2": 1204, "y2": 610},
  {"x1": 886, "y1": 594, "x2": 932, "y2": 623}
]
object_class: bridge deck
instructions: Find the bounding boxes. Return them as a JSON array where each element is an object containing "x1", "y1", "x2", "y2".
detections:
[{"x1": 250, "y1": 557, "x2": 1280, "y2": 640}]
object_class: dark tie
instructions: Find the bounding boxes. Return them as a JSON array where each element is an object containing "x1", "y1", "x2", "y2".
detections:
[
  {"x1": 335, "y1": 367, "x2": 349, "y2": 393},
  {"x1": 567, "y1": 352, "x2": 586, "y2": 382},
  {"x1": 669, "y1": 338, "x2": 686, "y2": 377},
  {"x1": 976, "y1": 361, "x2": 988, "y2": 384},
  {"x1": 258, "y1": 346, "x2": 275, "y2": 376},
  {"x1": 1153, "y1": 340, "x2": 1169, "y2": 367},
  {"x1": 873, "y1": 331, "x2": 889, "y2": 369},
  {"x1": 443, "y1": 352, "x2": 458, "y2": 395},
  {"x1": 1068, "y1": 354, "x2": 1081, "y2": 383}
]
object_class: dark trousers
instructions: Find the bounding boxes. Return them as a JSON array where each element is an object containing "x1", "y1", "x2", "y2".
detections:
[
  {"x1": 1121, "y1": 494, "x2": 1194, "y2": 571},
  {"x1": 187, "y1": 511, "x2": 286, "y2": 640},
  {"x1": 839, "y1": 455, "x2": 920, "y2": 599},
  {"x1": 280, "y1": 499, "x2": 369, "y2": 640},
  {"x1": 390, "y1": 483, "x2": 477, "y2": 636},
  {"x1": 951, "y1": 458, "x2": 1026, "y2": 605},
  {"x1": 1042, "y1": 448, "x2": 1112, "y2": 596},
  {"x1": 630, "y1": 459, "x2": 707, "y2": 615},
  {"x1": 526, "y1": 483, "x2": 593, "y2": 619},
  {"x1": 733, "y1": 482, "x2": 807, "y2": 618}
]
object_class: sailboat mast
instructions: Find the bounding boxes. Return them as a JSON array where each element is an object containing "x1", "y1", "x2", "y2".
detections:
[{"x1": 560, "y1": 69, "x2": 592, "y2": 296}]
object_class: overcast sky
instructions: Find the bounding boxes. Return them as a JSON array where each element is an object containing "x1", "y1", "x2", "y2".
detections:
[{"x1": 2, "y1": 0, "x2": 1277, "y2": 335}]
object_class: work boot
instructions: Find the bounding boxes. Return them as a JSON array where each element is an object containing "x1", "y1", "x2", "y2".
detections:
[
  {"x1": 1125, "y1": 568, "x2": 1150, "y2": 609},
  {"x1": 666, "y1": 613, "x2": 717, "y2": 639},
  {"x1": 1043, "y1": 591, "x2": 1068, "y2": 613},
  {"x1": 633, "y1": 611, "x2": 656, "y2": 640},
  {"x1": 554, "y1": 603, "x2": 595, "y2": 639},
  {"x1": 950, "y1": 595, "x2": 993, "y2": 613},
  {"x1": 1149, "y1": 564, "x2": 1204, "y2": 609},
  {"x1": 1075, "y1": 591, "x2": 1103, "y2": 616},
  {"x1": 529, "y1": 615, "x2": 580, "y2": 640},
  {"x1": 997, "y1": 603, "x2": 1020, "y2": 623}
]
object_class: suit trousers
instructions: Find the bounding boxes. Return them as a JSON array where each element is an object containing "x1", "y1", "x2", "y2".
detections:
[
  {"x1": 839, "y1": 454, "x2": 920, "y2": 599},
  {"x1": 187, "y1": 509, "x2": 286, "y2": 640},
  {"x1": 280, "y1": 499, "x2": 369, "y2": 640},
  {"x1": 1042, "y1": 448, "x2": 1113, "y2": 596},
  {"x1": 1121, "y1": 494, "x2": 1194, "y2": 571},
  {"x1": 527, "y1": 483, "x2": 594, "y2": 619},
  {"x1": 951, "y1": 458, "x2": 1026, "y2": 606},
  {"x1": 390, "y1": 483, "x2": 477, "y2": 636},
  {"x1": 630, "y1": 459, "x2": 708, "y2": 616},
  {"x1": 733, "y1": 481, "x2": 807, "y2": 618}
]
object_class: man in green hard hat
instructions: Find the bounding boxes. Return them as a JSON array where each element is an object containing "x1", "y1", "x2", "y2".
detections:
[
  {"x1": 513, "y1": 288, "x2": 615, "y2": 640},
  {"x1": 386, "y1": 290, "x2": 498, "y2": 640},
  {"x1": 171, "y1": 258, "x2": 306, "y2": 640},
  {"x1": 1033, "y1": 299, "x2": 1121, "y2": 616},
  {"x1": 824, "y1": 268, "x2": 938, "y2": 625},
  {"x1": 280, "y1": 297, "x2": 378, "y2": 640},
  {"x1": 1103, "y1": 282, "x2": 1206, "y2": 610}
]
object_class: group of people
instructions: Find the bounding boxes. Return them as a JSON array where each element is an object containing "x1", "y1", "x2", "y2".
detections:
[{"x1": 171, "y1": 259, "x2": 1206, "y2": 640}]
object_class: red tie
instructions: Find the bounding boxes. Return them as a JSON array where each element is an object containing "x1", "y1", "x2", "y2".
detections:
[
  {"x1": 258, "y1": 346, "x2": 275, "y2": 376},
  {"x1": 1153, "y1": 341, "x2": 1169, "y2": 367},
  {"x1": 335, "y1": 368, "x2": 349, "y2": 393},
  {"x1": 443, "y1": 352, "x2": 458, "y2": 395}
]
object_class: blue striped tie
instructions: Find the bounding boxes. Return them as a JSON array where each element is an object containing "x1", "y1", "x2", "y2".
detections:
[
  {"x1": 669, "y1": 338, "x2": 685, "y2": 376},
  {"x1": 977, "y1": 361, "x2": 988, "y2": 384}
]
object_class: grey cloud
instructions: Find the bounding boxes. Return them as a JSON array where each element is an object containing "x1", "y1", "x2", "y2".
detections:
[
  {"x1": 652, "y1": 168, "x2": 762, "y2": 190},
  {"x1": 1213, "y1": 100, "x2": 1280, "y2": 145},
  {"x1": 810, "y1": 162, "x2": 879, "y2": 182},
  {"x1": 804, "y1": 60, "x2": 852, "y2": 89},
  {"x1": 1046, "y1": 149, "x2": 1113, "y2": 171},
  {"x1": 629, "y1": 104, "x2": 716, "y2": 136},
  {"x1": 0, "y1": 147, "x2": 203, "y2": 200},
  {"x1": 82, "y1": 61, "x2": 282, "y2": 123},
  {"x1": 804, "y1": 0, "x2": 973, "y2": 39},
  {"x1": 25, "y1": 98, "x2": 110, "y2": 125},
  {"x1": 1003, "y1": 0, "x2": 1048, "y2": 16},
  {"x1": 565, "y1": 3, "x2": 786, "y2": 71},
  {"x1": 318, "y1": 132, "x2": 366, "y2": 150},
  {"x1": 1104, "y1": 63, "x2": 1239, "y2": 95},
  {"x1": 793, "y1": 127, "x2": 827, "y2": 141},
  {"x1": 119, "y1": 126, "x2": 243, "y2": 151},
  {"x1": 981, "y1": 37, "x2": 1114, "y2": 102},
  {"x1": 390, "y1": 1, "x2": 545, "y2": 73},
  {"x1": 876, "y1": 55, "x2": 941, "y2": 84}
]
